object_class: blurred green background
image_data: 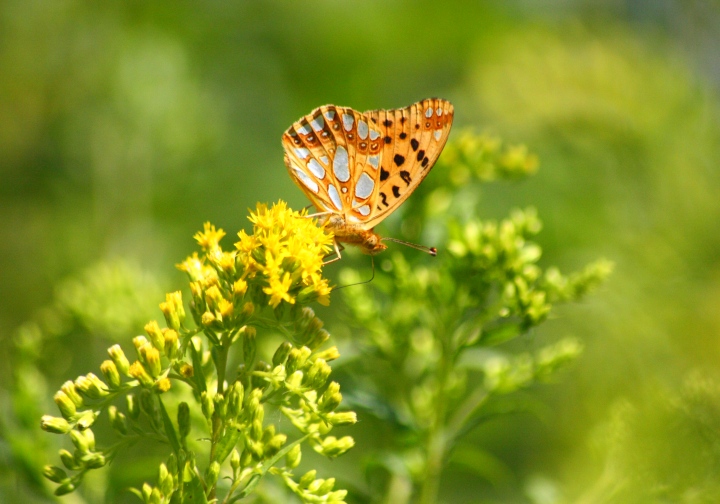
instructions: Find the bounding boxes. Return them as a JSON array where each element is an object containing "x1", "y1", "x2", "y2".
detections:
[{"x1": 2, "y1": 1, "x2": 720, "y2": 502}]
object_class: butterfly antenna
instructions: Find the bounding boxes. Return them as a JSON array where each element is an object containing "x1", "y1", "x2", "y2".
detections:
[{"x1": 382, "y1": 237, "x2": 437, "y2": 256}]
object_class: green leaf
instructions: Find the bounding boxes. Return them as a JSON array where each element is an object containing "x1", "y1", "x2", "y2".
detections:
[
  {"x1": 157, "y1": 397, "x2": 181, "y2": 456},
  {"x1": 213, "y1": 424, "x2": 243, "y2": 465},
  {"x1": 190, "y1": 342, "x2": 207, "y2": 394},
  {"x1": 477, "y1": 322, "x2": 522, "y2": 347},
  {"x1": 183, "y1": 466, "x2": 209, "y2": 504}
]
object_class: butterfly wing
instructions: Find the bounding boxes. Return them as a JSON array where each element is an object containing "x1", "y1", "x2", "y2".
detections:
[
  {"x1": 282, "y1": 98, "x2": 453, "y2": 228},
  {"x1": 282, "y1": 104, "x2": 387, "y2": 220},
  {"x1": 363, "y1": 98, "x2": 454, "y2": 228}
]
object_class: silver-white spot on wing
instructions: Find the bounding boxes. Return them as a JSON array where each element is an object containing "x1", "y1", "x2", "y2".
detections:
[
  {"x1": 434, "y1": 130, "x2": 442, "y2": 140},
  {"x1": 297, "y1": 123, "x2": 312, "y2": 134},
  {"x1": 320, "y1": 155, "x2": 329, "y2": 165},
  {"x1": 369, "y1": 129, "x2": 381, "y2": 141},
  {"x1": 308, "y1": 158, "x2": 326, "y2": 178},
  {"x1": 295, "y1": 148, "x2": 310, "y2": 159},
  {"x1": 333, "y1": 145, "x2": 350, "y2": 182},
  {"x1": 310, "y1": 116, "x2": 325, "y2": 132},
  {"x1": 327, "y1": 184, "x2": 343, "y2": 211},
  {"x1": 355, "y1": 172, "x2": 374, "y2": 199},
  {"x1": 342, "y1": 113, "x2": 354, "y2": 132},
  {"x1": 368, "y1": 155, "x2": 380, "y2": 169},
  {"x1": 425, "y1": 108, "x2": 433, "y2": 118},
  {"x1": 436, "y1": 107, "x2": 442, "y2": 116},
  {"x1": 293, "y1": 169, "x2": 319, "y2": 193},
  {"x1": 357, "y1": 204, "x2": 371, "y2": 216},
  {"x1": 324, "y1": 110, "x2": 336, "y2": 121},
  {"x1": 358, "y1": 120, "x2": 369, "y2": 140}
]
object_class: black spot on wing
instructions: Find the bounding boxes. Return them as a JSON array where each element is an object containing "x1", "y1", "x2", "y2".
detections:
[
  {"x1": 380, "y1": 167, "x2": 389, "y2": 181},
  {"x1": 400, "y1": 170, "x2": 411, "y2": 185},
  {"x1": 383, "y1": 119, "x2": 393, "y2": 127},
  {"x1": 392, "y1": 185, "x2": 400, "y2": 198},
  {"x1": 380, "y1": 192, "x2": 388, "y2": 207},
  {"x1": 384, "y1": 136, "x2": 392, "y2": 144},
  {"x1": 421, "y1": 157, "x2": 429, "y2": 168},
  {"x1": 393, "y1": 154, "x2": 405, "y2": 166},
  {"x1": 399, "y1": 132, "x2": 407, "y2": 139},
  {"x1": 416, "y1": 149, "x2": 425, "y2": 161},
  {"x1": 411, "y1": 138, "x2": 419, "y2": 151}
]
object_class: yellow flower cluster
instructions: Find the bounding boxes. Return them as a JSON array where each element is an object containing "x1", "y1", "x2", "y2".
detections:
[
  {"x1": 237, "y1": 201, "x2": 333, "y2": 307},
  {"x1": 178, "y1": 202, "x2": 333, "y2": 318}
]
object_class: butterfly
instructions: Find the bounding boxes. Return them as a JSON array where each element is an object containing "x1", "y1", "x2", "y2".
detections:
[{"x1": 282, "y1": 98, "x2": 453, "y2": 258}]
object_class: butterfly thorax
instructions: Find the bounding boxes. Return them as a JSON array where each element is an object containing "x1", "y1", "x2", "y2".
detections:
[{"x1": 320, "y1": 214, "x2": 388, "y2": 255}]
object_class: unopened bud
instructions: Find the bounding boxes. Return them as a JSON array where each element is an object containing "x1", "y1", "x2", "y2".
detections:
[
  {"x1": 108, "y1": 345, "x2": 131, "y2": 376},
  {"x1": 100, "y1": 360, "x2": 122, "y2": 389},
  {"x1": 53, "y1": 391, "x2": 76, "y2": 419},
  {"x1": 41, "y1": 415, "x2": 71, "y2": 434},
  {"x1": 144, "y1": 320, "x2": 165, "y2": 352}
]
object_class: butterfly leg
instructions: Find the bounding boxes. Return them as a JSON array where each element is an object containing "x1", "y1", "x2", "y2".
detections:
[{"x1": 323, "y1": 240, "x2": 344, "y2": 265}]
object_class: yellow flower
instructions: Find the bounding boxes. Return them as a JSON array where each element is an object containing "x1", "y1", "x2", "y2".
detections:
[
  {"x1": 263, "y1": 272, "x2": 294, "y2": 308},
  {"x1": 194, "y1": 222, "x2": 226, "y2": 250}
]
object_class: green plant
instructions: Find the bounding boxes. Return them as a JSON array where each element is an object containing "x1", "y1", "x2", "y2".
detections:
[
  {"x1": 41, "y1": 203, "x2": 354, "y2": 503},
  {"x1": 337, "y1": 130, "x2": 612, "y2": 503}
]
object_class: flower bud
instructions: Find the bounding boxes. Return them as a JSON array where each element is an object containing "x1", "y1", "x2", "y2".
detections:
[
  {"x1": 100, "y1": 360, "x2": 122, "y2": 389},
  {"x1": 144, "y1": 320, "x2": 165, "y2": 352},
  {"x1": 70, "y1": 429, "x2": 90, "y2": 453},
  {"x1": 127, "y1": 394, "x2": 140, "y2": 420},
  {"x1": 163, "y1": 329, "x2": 179, "y2": 359},
  {"x1": 41, "y1": 415, "x2": 71, "y2": 434},
  {"x1": 159, "y1": 462, "x2": 174, "y2": 496},
  {"x1": 178, "y1": 402, "x2": 191, "y2": 440},
  {"x1": 107, "y1": 345, "x2": 131, "y2": 376},
  {"x1": 76, "y1": 409, "x2": 98, "y2": 430},
  {"x1": 54, "y1": 481, "x2": 76, "y2": 496},
  {"x1": 155, "y1": 377, "x2": 171, "y2": 393},
  {"x1": 313, "y1": 346, "x2": 340, "y2": 362},
  {"x1": 133, "y1": 335, "x2": 149, "y2": 353},
  {"x1": 75, "y1": 373, "x2": 109, "y2": 399},
  {"x1": 272, "y1": 341, "x2": 293, "y2": 367},
  {"x1": 179, "y1": 363, "x2": 194, "y2": 378},
  {"x1": 316, "y1": 435, "x2": 354, "y2": 458},
  {"x1": 327, "y1": 411, "x2": 357, "y2": 426},
  {"x1": 58, "y1": 449, "x2": 78, "y2": 470},
  {"x1": 205, "y1": 461, "x2": 221, "y2": 488},
  {"x1": 233, "y1": 278, "x2": 248, "y2": 296},
  {"x1": 304, "y1": 358, "x2": 331, "y2": 389},
  {"x1": 230, "y1": 448, "x2": 241, "y2": 472},
  {"x1": 129, "y1": 361, "x2": 154, "y2": 387},
  {"x1": 243, "y1": 326, "x2": 257, "y2": 367},
  {"x1": 108, "y1": 406, "x2": 128, "y2": 435},
  {"x1": 286, "y1": 444, "x2": 302, "y2": 469},
  {"x1": 43, "y1": 465, "x2": 67, "y2": 483},
  {"x1": 286, "y1": 346, "x2": 311, "y2": 374},
  {"x1": 298, "y1": 470, "x2": 317, "y2": 489},
  {"x1": 241, "y1": 301, "x2": 254, "y2": 317},
  {"x1": 319, "y1": 382, "x2": 342, "y2": 413},
  {"x1": 227, "y1": 382, "x2": 244, "y2": 418},
  {"x1": 201, "y1": 391, "x2": 214, "y2": 420},
  {"x1": 53, "y1": 391, "x2": 76, "y2": 419}
]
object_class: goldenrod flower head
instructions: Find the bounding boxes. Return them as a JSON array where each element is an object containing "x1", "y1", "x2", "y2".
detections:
[
  {"x1": 236, "y1": 201, "x2": 333, "y2": 308},
  {"x1": 194, "y1": 222, "x2": 226, "y2": 251}
]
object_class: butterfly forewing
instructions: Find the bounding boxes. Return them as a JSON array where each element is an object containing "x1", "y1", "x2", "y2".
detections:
[{"x1": 282, "y1": 98, "x2": 454, "y2": 231}]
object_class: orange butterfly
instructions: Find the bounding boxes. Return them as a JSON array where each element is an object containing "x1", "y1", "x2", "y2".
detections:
[{"x1": 282, "y1": 98, "x2": 453, "y2": 258}]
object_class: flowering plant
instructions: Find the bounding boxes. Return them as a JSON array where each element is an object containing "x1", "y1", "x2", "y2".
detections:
[{"x1": 42, "y1": 202, "x2": 354, "y2": 503}]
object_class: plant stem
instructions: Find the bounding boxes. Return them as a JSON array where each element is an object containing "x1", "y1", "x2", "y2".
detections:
[{"x1": 419, "y1": 334, "x2": 451, "y2": 504}]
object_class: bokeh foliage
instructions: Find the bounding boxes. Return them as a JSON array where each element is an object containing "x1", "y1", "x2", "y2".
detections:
[{"x1": 3, "y1": 1, "x2": 720, "y2": 503}]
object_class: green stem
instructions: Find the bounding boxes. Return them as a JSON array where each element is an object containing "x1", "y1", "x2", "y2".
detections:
[
  {"x1": 209, "y1": 341, "x2": 230, "y2": 502},
  {"x1": 419, "y1": 334, "x2": 451, "y2": 504}
]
